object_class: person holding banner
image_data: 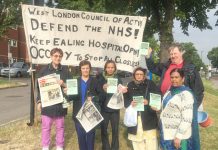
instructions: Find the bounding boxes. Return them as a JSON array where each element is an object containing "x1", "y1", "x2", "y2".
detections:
[
  {"x1": 36, "y1": 48, "x2": 71, "y2": 150},
  {"x1": 123, "y1": 67, "x2": 160, "y2": 150},
  {"x1": 67, "y1": 60, "x2": 100, "y2": 150},
  {"x1": 96, "y1": 60, "x2": 124, "y2": 150},
  {"x1": 159, "y1": 68, "x2": 198, "y2": 150}
]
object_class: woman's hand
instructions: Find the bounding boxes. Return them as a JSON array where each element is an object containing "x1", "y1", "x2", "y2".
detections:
[
  {"x1": 131, "y1": 100, "x2": 137, "y2": 107},
  {"x1": 145, "y1": 47, "x2": 153, "y2": 58},
  {"x1": 150, "y1": 106, "x2": 159, "y2": 111},
  {"x1": 118, "y1": 85, "x2": 128, "y2": 93},
  {"x1": 87, "y1": 96, "x2": 92, "y2": 101},
  {"x1": 63, "y1": 88, "x2": 67, "y2": 94},
  {"x1": 144, "y1": 99, "x2": 148, "y2": 105},
  {"x1": 37, "y1": 102, "x2": 42, "y2": 112},
  {"x1": 174, "y1": 138, "x2": 181, "y2": 149},
  {"x1": 57, "y1": 79, "x2": 66, "y2": 87},
  {"x1": 103, "y1": 84, "x2": 108, "y2": 92}
]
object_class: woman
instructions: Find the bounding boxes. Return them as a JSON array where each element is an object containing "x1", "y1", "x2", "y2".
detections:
[
  {"x1": 96, "y1": 60, "x2": 124, "y2": 150},
  {"x1": 36, "y1": 48, "x2": 71, "y2": 150},
  {"x1": 124, "y1": 67, "x2": 160, "y2": 150},
  {"x1": 160, "y1": 68, "x2": 199, "y2": 150},
  {"x1": 68, "y1": 60, "x2": 99, "y2": 150}
]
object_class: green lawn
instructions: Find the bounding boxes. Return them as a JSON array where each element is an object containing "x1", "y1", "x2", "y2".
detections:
[{"x1": 0, "y1": 79, "x2": 217, "y2": 150}]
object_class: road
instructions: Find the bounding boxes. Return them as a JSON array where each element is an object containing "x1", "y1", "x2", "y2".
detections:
[{"x1": 0, "y1": 78, "x2": 31, "y2": 125}]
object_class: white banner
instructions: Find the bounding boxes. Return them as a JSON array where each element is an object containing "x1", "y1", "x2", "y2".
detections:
[{"x1": 22, "y1": 5, "x2": 147, "y2": 72}]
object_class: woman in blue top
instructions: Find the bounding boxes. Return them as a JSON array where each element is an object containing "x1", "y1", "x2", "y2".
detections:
[{"x1": 67, "y1": 60, "x2": 100, "y2": 150}]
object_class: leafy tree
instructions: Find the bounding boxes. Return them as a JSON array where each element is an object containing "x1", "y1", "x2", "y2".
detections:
[
  {"x1": 181, "y1": 42, "x2": 205, "y2": 71},
  {"x1": 207, "y1": 47, "x2": 218, "y2": 68},
  {"x1": 0, "y1": 0, "x2": 27, "y2": 35},
  {"x1": 56, "y1": 0, "x2": 218, "y2": 63}
]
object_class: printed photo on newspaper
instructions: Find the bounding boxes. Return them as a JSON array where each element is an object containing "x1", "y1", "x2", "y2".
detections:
[
  {"x1": 38, "y1": 73, "x2": 63, "y2": 107},
  {"x1": 76, "y1": 100, "x2": 103, "y2": 133},
  {"x1": 107, "y1": 92, "x2": 124, "y2": 109}
]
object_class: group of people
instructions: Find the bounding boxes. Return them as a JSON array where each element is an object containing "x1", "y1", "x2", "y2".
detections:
[{"x1": 36, "y1": 43, "x2": 204, "y2": 150}]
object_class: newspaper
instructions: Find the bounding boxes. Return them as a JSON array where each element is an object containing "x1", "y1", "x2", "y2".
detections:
[
  {"x1": 76, "y1": 100, "x2": 103, "y2": 133},
  {"x1": 107, "y1": 84, "x2": 125, "y2": 109},
  {"x1": 107, "y1": 92, "x2": 124, "y2": 109},
  {"x1": 38, "y1": 73, "x2": 64, "y2": 107}
]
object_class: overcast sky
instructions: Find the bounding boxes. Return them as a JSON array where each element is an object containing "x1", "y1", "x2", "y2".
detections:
[{"x1": 173, "y1": 8, "x2": 218, "y2": 65}]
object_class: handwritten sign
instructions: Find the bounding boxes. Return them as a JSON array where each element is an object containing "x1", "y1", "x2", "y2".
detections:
[{"x1": 22, "y1": 5, "x2": 147, "y2": 72}]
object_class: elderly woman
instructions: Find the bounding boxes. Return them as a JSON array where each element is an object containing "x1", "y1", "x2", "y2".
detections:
[
  {"x1": 124, "y1": 67, "x2": 160, "y2": 150},
  {"x1": 36, "y1": 48, "x2": 71, "y2": 150},
  {"x1": 160, "y1": 68, "x2": 199, "y2": 150}
]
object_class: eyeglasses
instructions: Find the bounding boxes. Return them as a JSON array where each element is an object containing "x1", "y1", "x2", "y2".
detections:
[
  {"x1": 135, "y1": 73, "x2": 144, "y2": 76},
  {"x1": 53, "y1": 55, "x2": 63, "y2": 58}
]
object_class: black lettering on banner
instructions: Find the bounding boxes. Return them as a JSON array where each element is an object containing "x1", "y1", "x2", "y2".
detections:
[
  {"x1": 74, "y1": 54, "x2": 83, "y2": 61},
  {"x1": 38, "y1": 48, "x2": 45, "y2": 58},
  {"x1": 28, "y1": 8, "x2": 49, "y2": 16},
  {"x1": 85, "y1": 25, "x2": 101, "y2": 32},
  {"x1": 31, "y1": 18, "x2": 39, "y2": 30},
  {"x1": 112, "y1": 17, "x2": 122, "y2": 23},
  {"x1": 30, "y1": 46, "x2": 51, "y2": 59},
  {"x1": 65, "y1": 52, "x2": 72, "y2": 60},
  {"x1": 108, "y1": 26, "x2": 134, "y2": 38}
]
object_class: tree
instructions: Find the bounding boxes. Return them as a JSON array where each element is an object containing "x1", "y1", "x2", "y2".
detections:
[
  {"x1": 0, "y1": 0, "x2": 27, "y2": 35},
  {"x1": 181, "y1": 42, "x2": 205, "y2": 71},
  {"x1": 207, "y1": 47, "x2": 218, "y2": 68},
  {"x1": 56, "y1": 0, "x2": 218, "y2": 63}
]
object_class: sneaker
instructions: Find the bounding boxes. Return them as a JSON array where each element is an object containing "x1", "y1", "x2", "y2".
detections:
[
  {"x1": 56, "y1": 146, "x2": 63, "y2": 150},
  {"x1": 42, "y1": 147, "x2": 49, "y2": 150}
]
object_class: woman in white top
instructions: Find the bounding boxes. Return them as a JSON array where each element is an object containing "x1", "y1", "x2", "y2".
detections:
[{"x1": 160, "y1": 68, "x2": 198, "y2": 150}]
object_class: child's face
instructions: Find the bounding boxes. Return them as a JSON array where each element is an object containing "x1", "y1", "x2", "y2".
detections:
[{"x1": 105, "y1": 63, "x2": 116, "y2": 75}]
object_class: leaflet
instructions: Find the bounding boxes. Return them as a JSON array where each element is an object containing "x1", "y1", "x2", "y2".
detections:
[
  {"x1": 133, "y1": 96, "x2": 144, "y2": 111},
  {"x1": 66, "y1": 79, "x2": 78, "y2": 95},
  {"x1": 107, "y1": 78, "x2": 118, "y2": 93},
  {"x1": 149, "y1": 93, "x2": 161, "y2": 110},
  {"x1": 139, "y1": 42, "x2": 149, "y2": 56}
]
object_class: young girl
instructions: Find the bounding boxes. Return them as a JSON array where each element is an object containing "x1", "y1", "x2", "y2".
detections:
[
  {"x1": 68, "y1": 60, "x2": 99, "y2": 150},
  {"x1": 97, "y1": 60, "x2": 124, "y2": 150}
]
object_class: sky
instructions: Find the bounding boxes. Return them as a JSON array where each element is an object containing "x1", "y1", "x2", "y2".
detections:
[{"x1": 173, "y1": 8, "x2": 218, "y2": 65}]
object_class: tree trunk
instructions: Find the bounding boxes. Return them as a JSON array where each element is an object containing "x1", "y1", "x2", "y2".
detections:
[{"x1": 159, "y1": 0, "x2": 175, "y2": 63}]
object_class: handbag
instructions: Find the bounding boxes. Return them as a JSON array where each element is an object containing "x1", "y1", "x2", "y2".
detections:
[{"x1": 123, "y1": 105, "x2": 137, "y2": 127}]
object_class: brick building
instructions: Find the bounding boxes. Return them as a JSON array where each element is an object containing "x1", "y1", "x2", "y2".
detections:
[{"x1": 0, "y1": 27, "x2": 29, "y2": 64}]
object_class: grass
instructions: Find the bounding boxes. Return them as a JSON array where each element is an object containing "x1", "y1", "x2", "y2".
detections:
[
  {"x1": 0, "y1": 78, "x2": 27, "y2": 89},
  {"x1": 0, "y1": 79, "x2": 218, "y2": 150}
]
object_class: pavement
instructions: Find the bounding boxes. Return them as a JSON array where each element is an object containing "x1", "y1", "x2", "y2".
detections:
[{"x1": 0, "y1": 77, "x2": 31, "y2": 126}]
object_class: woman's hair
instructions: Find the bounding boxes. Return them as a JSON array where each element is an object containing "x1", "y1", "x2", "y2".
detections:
[
  {"x1": 50, "y1": 48, "x2": 63, "y2": 56},
  {"x1": 79, "y1": 60, "x2": 92, "y2": 71},
  {"x1": 104, "y1": 60, "x2": 117, "y2": 72},
  {"x1": 170, "y1": 68, "x2": 185, "y2": 78},
  {"x1": 133, "y1": 67, "x2": 147, "y2": 79}
]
